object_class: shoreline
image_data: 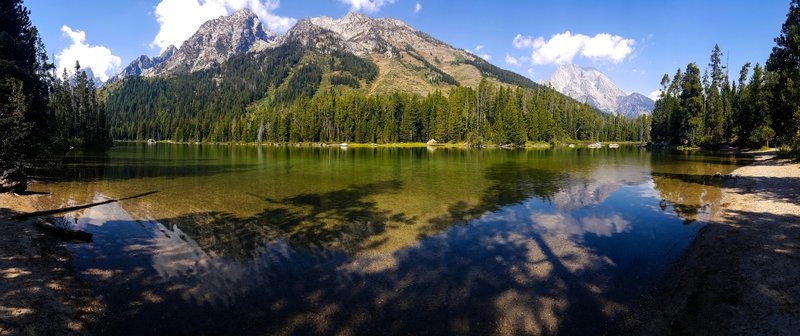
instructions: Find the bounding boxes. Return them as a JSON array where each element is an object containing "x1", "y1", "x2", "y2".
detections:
[
  {"x1": 0, "y1": 193, "x2": 105, "y2": 335},
  {"x1": 113, "y1": 139, "x2": 644, "y2": 149},
  {"x1": 618, "y1": 154, "x2": 800, "y2": 334}
]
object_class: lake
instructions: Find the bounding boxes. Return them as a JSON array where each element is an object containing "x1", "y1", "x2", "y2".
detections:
[{"x1": 29, "y1": 143, "x2": 745, "y2": 335}]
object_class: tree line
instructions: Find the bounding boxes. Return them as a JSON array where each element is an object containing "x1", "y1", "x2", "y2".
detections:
[
  {"x1": 651, "y1": 0, "x2": 800, "y2": 151},
  {"x1": 49, "y1": 62, "x2": 110, "y2": 147},
  {"x1": 106, "y1": 37, "x2": 650, "y2": 145},
  {"x1": 111, "y1": 75, "x2": 651, "y2": 145}
]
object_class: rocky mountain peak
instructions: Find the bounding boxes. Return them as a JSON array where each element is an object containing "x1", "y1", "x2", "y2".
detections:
[
  {"x1": 113, "y1": 8, "x2": 277, "y2": 80},
  {"x1": 292, "y1": 12, "x2": 431, "y2": 57},
  {"x1": 546, "y1": 64, "x2": 653, "y2": 118},
  {"x1": 157, "y1": 45, "x2": 178, "y2": 61},
  {"x1": 341, "y1": 11, "x2": 370, "y2": 24}
]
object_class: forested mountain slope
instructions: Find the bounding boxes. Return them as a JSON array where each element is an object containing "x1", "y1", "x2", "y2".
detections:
[{"x1": 105, "y1": 11, "x2": 649, "y2": 144}]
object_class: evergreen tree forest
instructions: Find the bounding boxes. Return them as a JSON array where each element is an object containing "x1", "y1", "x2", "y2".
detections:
[
  {"x1": 1, "y1": 0, "x2": 109, "y2": 191},
  {"x1": 651, "y1": 0, "x2": 800, "y2": 152},
  {"x1": 107, "y1": 43, "x2": 651, "y2": 145},
  {"x1": 1, "y1": 0, "x2": 52, "y2": 191},
  {"x1": 49, "y1": 61, "x2": 111, "y2": 147}
]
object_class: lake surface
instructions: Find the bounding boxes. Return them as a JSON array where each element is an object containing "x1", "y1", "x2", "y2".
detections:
[{"x1": 30, "y1": 143, "x2": 746, "y2": 335}]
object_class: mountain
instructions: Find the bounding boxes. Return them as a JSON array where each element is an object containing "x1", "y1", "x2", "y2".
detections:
[
  {"x1": 616, "y1": 92, "x2": 655, "y2": 118},
  {"x1": 69, "y1": 67, "x2": 103, "y2": 88},
  {"x1": 105, "y1": 11, "x2": 653, "y2": 145},
  {"x1": 111, "y1": 10, "x2": 535, "y2": 94},
  {"x1": 109, "y1": 45, "x2": 177, "y2": 83},
  {"x1": 153, "y1": 8, "x2": 276, "y2": 76},
  {"x1": 285, "y1": 12, "x2": 536, "y2": 93},
  {"x1": 545, "y1": 64, "x2": 654, "y2": 118},
  {"x1": 111, "y1": 8, "x2": 275, "y2": 82}
]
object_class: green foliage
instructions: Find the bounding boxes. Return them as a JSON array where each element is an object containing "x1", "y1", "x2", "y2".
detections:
[
  {"x1": 109, "y1": 69, "x2": 650, "y2": 145},
  {"x1": 653, "y1": 1, "x2": 800, "y2": 151},
  {"x1": 48, "y1": 61, "x2": 111, "y2": 147},
  {"x1": 106, "y1": 42, "x2": 387, "y2": 142},
  {"x1": 456, "y1": 57, "x2": 538, "y2": 89},
  {"x1": 278, "y1": 63, "x2": 322, "y2": 102},
  {"x1": 766, "y1": 0, "x2": 800, "y2": 152},
  {"x1": 331, "y1": 50, "x2": 378, "y2": 82},
  {"x1": 0, "y1": 0, "x2": 52, "y2": 188},
  {"x1": 679, "y1": 63, "x2": 705, "y2": 147},
  {"x1": 329, "y1": 74, "x2": 360, "y2": 88}
]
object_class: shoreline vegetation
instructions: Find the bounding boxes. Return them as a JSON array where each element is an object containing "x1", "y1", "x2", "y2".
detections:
[{"x1": 114, "y1": 139, "x2": 645, "y2": 149}]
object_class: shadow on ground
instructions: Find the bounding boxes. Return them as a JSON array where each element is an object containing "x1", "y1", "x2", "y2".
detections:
[
  {"x1": 0, "y1": 208, "x2": 105, "y2": 335},
  {"x1": 615, "y1": 167, "x2": 800, "y2": 335}
]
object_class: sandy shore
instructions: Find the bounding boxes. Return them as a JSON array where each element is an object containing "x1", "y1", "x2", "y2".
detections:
[
  {"x1": 0, "y1": 193, "x2": 105, "y2": 335},
  {"x1": 620, "y1": 155, "x2": 800, "y2": 335}
]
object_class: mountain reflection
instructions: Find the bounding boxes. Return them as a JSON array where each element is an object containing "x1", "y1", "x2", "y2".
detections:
[
  {"x1": 67, "y1": 192, "x2": 638, "y2": 334},
  {"x1": 29, "y1": 146, "x2": 745, "y2": 334}
]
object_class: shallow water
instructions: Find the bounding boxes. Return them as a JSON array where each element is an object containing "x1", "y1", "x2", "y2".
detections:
[{"x1": 30, "y1": 143, "x2": 745, "y2": 334}]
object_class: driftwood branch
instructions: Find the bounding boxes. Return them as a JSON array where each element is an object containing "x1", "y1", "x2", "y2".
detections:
[{"x1": 10, "y1": 190, "x2": 159, "y2": 221}]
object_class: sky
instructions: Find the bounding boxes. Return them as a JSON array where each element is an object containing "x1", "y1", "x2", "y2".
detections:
[{"x1": 25, "y1": 0, "x2": 791, "y2": 99}]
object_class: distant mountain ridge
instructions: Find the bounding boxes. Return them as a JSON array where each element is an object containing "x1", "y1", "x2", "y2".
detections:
[
  {"x1": 110, "y1": 10, "x2": 536, "y2": 94},
  {"x1": 544, "y1": 64, "x2": 654, "y2": 118}
]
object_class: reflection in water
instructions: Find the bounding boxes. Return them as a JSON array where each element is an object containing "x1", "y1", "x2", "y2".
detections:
[{"x1": 29, "y1": 145, "x2": 746, "y2": 334}]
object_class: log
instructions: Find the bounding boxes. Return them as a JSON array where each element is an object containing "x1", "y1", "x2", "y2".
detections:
[{"x1": 35, "y1": 218, "x2": 93, "y2": 242}]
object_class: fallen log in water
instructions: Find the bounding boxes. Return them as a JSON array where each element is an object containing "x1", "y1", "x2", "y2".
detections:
[
  {"x1": 35, "y1": 218, "x2": 93, "y2": 242},
  {"x1": 10, "y1": 190, "x2": 158, "y2": 221}
]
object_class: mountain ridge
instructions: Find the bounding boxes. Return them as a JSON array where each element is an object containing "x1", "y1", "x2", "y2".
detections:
[
  {"x1": 545, "y1": 64, "x2": 654, "y2": 118},
  {"x1": 110, "y1": 9, "x2": 536, "y2": 94}
]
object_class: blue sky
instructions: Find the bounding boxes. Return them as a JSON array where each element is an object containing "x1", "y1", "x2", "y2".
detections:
[{"x1": 25, "y1": 0, "x2": 790, "y2": 98}]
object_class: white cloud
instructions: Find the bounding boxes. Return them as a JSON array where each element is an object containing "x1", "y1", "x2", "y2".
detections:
[
  {"x1": 526, "y1": 68, "x2": 535, "y2": 78},
  {"x1": 152, "y1": 0, "x2": 296, "y2": 52},
  {"x1": 56, "y1": 25, "x2": 121, "y2": 82},
  {"x1": 512, "y1": 34, "x2": 536, "y2": 49},
  {"x1": 414, "y1": 2, "x2": 421, "y2": 13},
  {"x1": 340, "y1": 0, "x2": 395, "y2": 13},
  {"x1": 505, "y1": 54, "x2": 520, "y2": 66},
  {"x1": 475, "y1": 44, "x2": 485, "y2": 52},
  {"x1": 513, "y1": 31, "x2": 635, "y2": 65},
  {"x1": 648, "y1": 90, "x2": 662, "y2": 101},
  {"x1": 479, "y1": 54, "x2": 491, "y2": 61}
]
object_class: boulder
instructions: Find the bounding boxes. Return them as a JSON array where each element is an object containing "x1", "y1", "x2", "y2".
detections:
[{"x1": 0, "y1": 167, "x2": 27, "y2": 193}]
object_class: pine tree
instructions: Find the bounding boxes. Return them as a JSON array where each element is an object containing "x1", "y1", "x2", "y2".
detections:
[
  {"x1": 0, "y1": 0, "x2": 51, "y2": 192},
  {"x1": 747, "y1": 64, "x2": 775, "y2": 147},
  {"x1": 680, "y1": 63, "x2": 705, "y2": 147},
  {"x1": 706, "y1": 45, "x2": 727, "y2": 144},
  {"x1": 766, "y1": 0, "x2": 800, "y2": 152}
]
